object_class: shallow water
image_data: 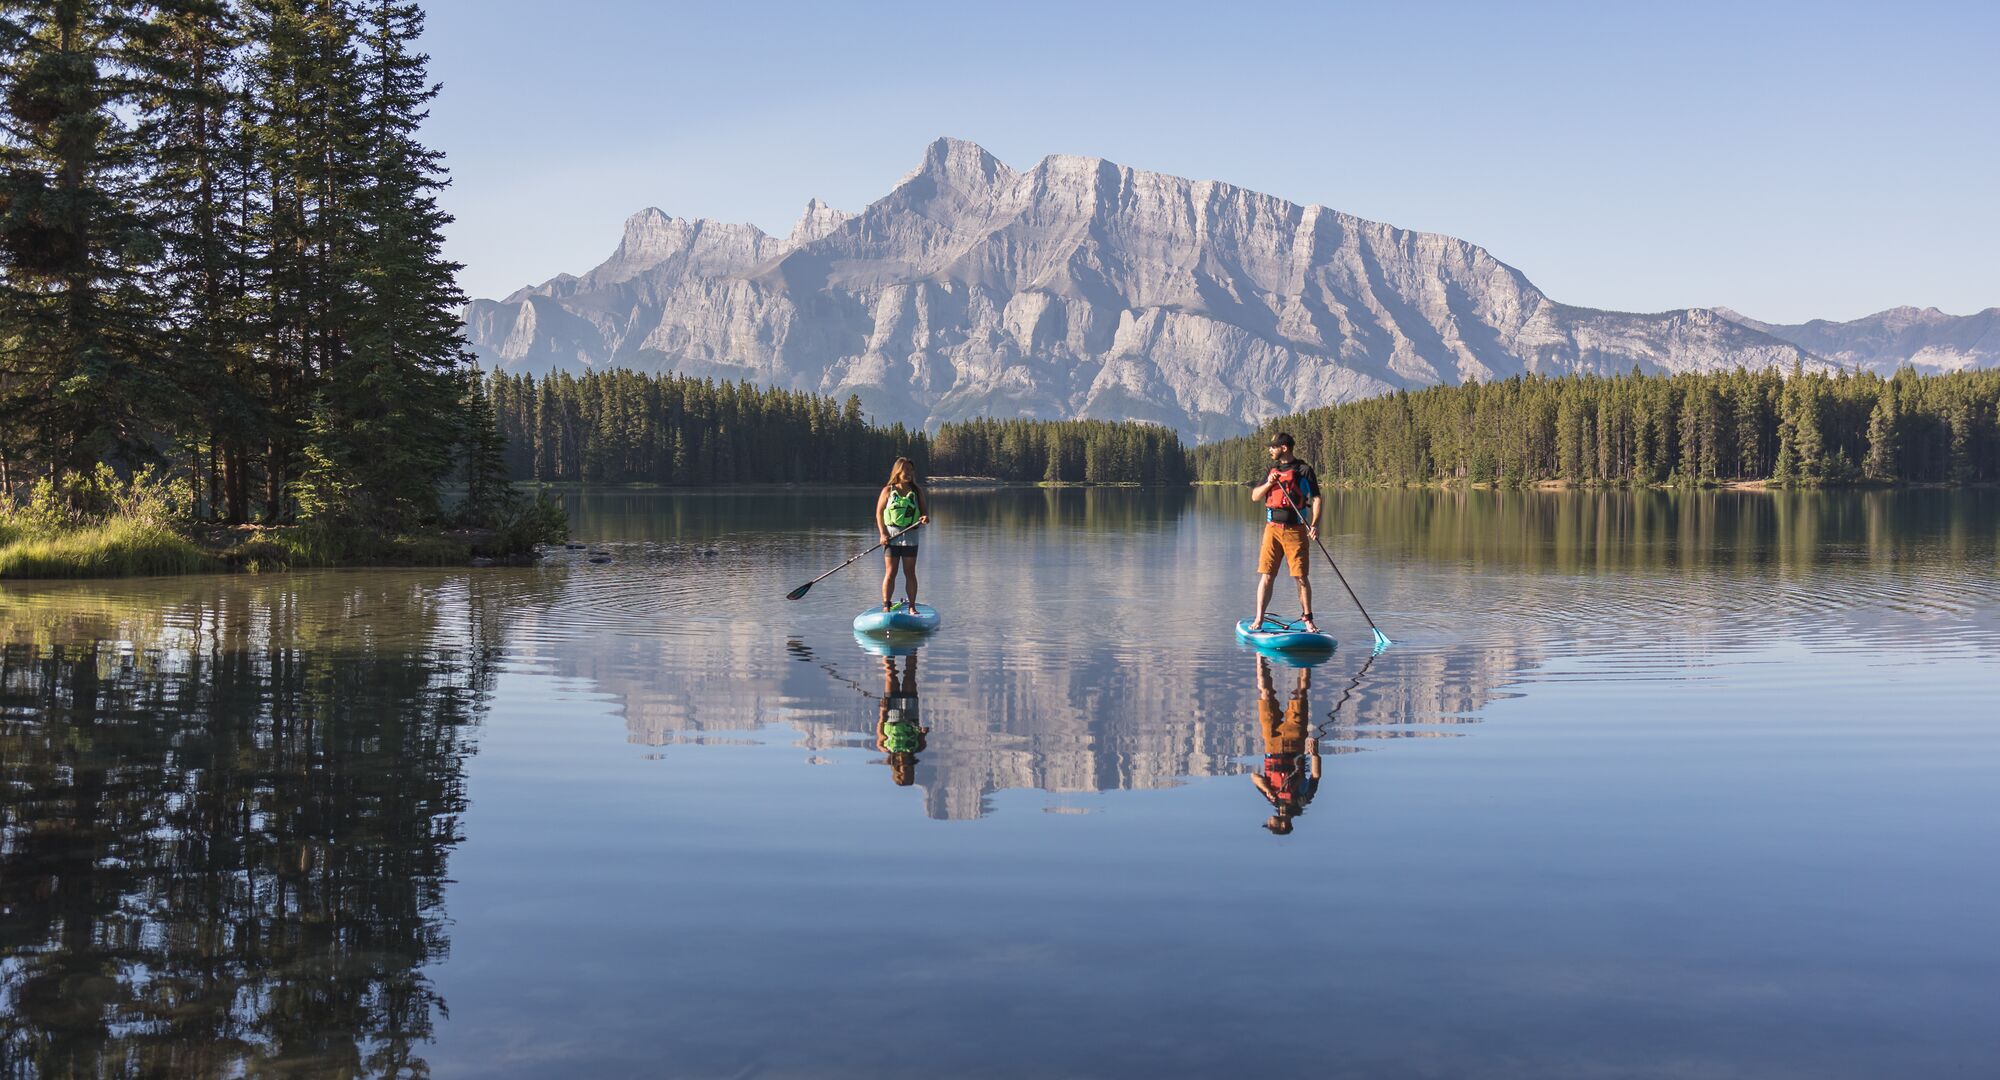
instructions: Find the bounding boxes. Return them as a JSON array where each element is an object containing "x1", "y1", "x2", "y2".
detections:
[{"x1": 3, "y1": 488, "x2": 1997, "y2": 1077}]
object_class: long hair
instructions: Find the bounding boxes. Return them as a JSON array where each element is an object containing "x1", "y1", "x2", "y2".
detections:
[{"x1": 887, "y1": 456, "x2": 917, "y2": 489}]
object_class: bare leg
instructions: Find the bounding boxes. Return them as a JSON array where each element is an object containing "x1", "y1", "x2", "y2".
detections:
[
  {"x1": 881, "y1": 554, "x2": 896, "y2": 608},
  {"x1": 1253, "y1": 572, "x2": 1276, "y2": 623},
  {"x1": 900, "y1": 557, "x2": 919, "y2": 607},
  {"x1": 1296, "y1": 574, "x2": 1316, "y2": 630}
]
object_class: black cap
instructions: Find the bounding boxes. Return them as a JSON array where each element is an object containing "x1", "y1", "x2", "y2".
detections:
[{"x1": 1266, "y1": 432, "x2": 1294, "y2": 449}]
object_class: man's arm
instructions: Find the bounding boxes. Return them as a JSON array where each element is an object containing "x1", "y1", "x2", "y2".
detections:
[{"x1": 1250, "y1": 469, "x2": 1276, "y2": 501}]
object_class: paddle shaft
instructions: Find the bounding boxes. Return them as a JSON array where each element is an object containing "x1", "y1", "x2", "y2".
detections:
[
  {"x1": 1273, "y1": 479, "x2": 1385, "y2": 637},
  {"x1": 787, "y1": 521, "x2": 923, "y2": 599}
]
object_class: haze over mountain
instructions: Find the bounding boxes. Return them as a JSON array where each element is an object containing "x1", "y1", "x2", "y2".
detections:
[
  {"x1": 1714, "y1": 306, "x2": 1999, "y2": 376},
  {"x1": 463, "y1": 138, "x2": 1985, "y2": 439}
]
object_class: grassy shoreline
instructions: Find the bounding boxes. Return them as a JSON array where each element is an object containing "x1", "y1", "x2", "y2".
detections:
[{"x1": 0, "y1": 519, "x2": 544, "y2": 581}]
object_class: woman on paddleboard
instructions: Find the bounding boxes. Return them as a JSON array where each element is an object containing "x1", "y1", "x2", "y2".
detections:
[
  {"x1": 876, "y1": 651, "x2": 928, "y2": 787},
  {"x1": 876, "y1": 457, "x2": 929, "y2": 613},
  {"x1": 1249, "y1": 432, "x2": 1323, "y2": 633}
]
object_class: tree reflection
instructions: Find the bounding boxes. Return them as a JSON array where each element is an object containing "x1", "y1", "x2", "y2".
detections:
[{"x1": 0, "y1": 579, "x2": 505, "y2": 1078}]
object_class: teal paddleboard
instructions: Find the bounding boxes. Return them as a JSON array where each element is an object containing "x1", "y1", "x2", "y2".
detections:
[
  {"x1": 1236, "y1": 617, "x2": 1335, "y2": 653},
  {"x1": 854, "y1": 603, "x2": 941, "y2": 634}
]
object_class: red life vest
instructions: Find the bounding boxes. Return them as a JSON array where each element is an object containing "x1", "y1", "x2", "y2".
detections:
[
  {"x1": 1263, "y1": 754, "x2": 1302, "y2": 802},
  {"x1": 1265, "y1": 462, "x2": 1310, "y2": 522}
]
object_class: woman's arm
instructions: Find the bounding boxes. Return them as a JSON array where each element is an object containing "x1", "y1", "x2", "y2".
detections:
[
  {"x1": 915, "y1": 484, "x2": 929, "y2": 524},
  {"x1": 875, "y1": 486, "x2": 890, "y2": 542}
]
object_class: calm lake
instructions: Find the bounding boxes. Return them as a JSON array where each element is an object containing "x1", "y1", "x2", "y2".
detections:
[{"x1": 3, "y1": 488, "x2": 1997, "y2": 1078}]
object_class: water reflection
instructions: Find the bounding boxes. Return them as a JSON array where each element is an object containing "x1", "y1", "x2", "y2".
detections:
[
  {"x1": 874, "y1": 652, "x2": 929, "y2": 788},
  {"x1": 0, "y1": 577, "x2": 505, "y2": 1078},
  {"x1": 1251, "y1": 656, "x2": 1321, "y2": 835},
  {"x1": 3, "y1": 489, "x2": 1997, "y2": 1075}
]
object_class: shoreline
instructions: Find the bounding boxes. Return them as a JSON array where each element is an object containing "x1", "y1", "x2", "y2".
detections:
[{"x1": 0, "y1": 521, "x2": 545, "y2": 583}]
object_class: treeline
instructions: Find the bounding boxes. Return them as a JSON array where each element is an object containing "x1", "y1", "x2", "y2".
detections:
[
  {"x1": 491, "y1": 371, "x2": 930, "y2": 484},
  {"x1": 930, "y1": 418, "x2": 1191, "y2": 483},
  {"x1": 0, "y1": 0, "x2": 515, "y2": 531},
  {"x1": 1192, "y1": 368, "x2": 2000, "y2": 487}
]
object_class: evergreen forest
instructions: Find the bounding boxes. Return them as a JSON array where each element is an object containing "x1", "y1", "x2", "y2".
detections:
[
  {"x1": 488, "y1": 371, "x2": 929, "y2": 485},
  {"x1": 490, "y1": 373, "x2": 1194, "y2": 486},
  {"x1": 1192, "y1": 368, "x2": 2000, "y2": 488},
  {"x1": 0, "y1": 0, "x2": 519, "y2": 538},
  {"x1": 929, "y1": 418, "x2": 1190, "y2": 484}
]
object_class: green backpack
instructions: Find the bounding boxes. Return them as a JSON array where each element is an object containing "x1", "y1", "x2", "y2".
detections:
[
  {"x1": 883, "y1": 488, "x2": 920, "y2": 528},
  {"x1": 881, "y1": 719, "x2": 921, "y2": 754}
]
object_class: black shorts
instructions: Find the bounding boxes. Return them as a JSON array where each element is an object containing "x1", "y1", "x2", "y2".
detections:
[{"x1": 886, "y1": 545, "x2": 917, "y2": 559}]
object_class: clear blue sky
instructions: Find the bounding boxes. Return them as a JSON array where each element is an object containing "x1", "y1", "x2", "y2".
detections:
[{"x1": 422, "y1": 0, "x2": 1998, "y2": 324}]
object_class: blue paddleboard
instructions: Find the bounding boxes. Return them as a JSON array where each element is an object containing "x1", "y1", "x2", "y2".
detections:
[
  {"x1": 1235, "y1": 617, "x2": 1335, "y2": 653},
  {"x1": 854, "y1": 603, "x2": 941, "y2": 634}
]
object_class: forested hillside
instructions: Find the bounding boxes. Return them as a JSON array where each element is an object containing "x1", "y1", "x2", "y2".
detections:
[
  {"x1": 1191, "y1": 368, "x2": 2000, "y2": 487},
  {"x1": 488, "y1": 371, "x2": 927, "y2": 485},
  {"x1": 487, "y1": 375, "x2": 1189, "y2": 486},
  {"x1": 930, "y1": 419, "x2": 1189, "y2": 483}
]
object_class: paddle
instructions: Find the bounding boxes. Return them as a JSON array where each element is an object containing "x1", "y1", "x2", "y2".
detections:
[
  {"x1": 1271, "y1": 477, "x2": 1393, "y2": 650},
  {"x1": 785, "y1": 522, "x2": 923, "y2": 601}
]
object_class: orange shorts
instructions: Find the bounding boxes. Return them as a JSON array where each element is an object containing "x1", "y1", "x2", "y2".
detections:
[
  {"x1": 1258, "y1": 697, "x2": 1310, "y2": 754},
  {"x1": 1258, "y1": 523, "x2": 1310, "y2": 577}
]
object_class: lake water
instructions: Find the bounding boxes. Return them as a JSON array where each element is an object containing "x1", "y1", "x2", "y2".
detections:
[{"x1": 3, "y1": 488, "x2": 1997, "y2": 1078}]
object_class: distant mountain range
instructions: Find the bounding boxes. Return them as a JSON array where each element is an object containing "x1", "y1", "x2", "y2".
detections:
[
  {"x1": 1714, "y1": 306, "x2": 1997, "y2": 375},
  {"x1": 463, "y1": 138, "x2": 1996, "y2": 440}
]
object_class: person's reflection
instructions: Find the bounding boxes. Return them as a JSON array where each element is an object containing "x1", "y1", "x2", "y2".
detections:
[
  {"x1": 876, "y1": 652, "x2": 928, "y2": 786},
  {"x1": 1253, "y1": 655, "x2": 1321, "y2": 834}
]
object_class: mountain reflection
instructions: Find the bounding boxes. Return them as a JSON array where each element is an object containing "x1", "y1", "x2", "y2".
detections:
[{"x1": 0, "y1": 577, "x2": 506, "y2": 1079}]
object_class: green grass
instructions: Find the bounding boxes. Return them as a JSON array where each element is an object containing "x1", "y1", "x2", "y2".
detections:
[
  {"x1": 222, "y1": 523, "x2": 469, "y2": 572},
  {"x1": 0, "y1": 518, "x2": 219, "y2": 579}
]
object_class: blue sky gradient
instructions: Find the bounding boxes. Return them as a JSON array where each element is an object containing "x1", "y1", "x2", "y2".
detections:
[{"x1": 423, "y1": 0, "x2": 1998, "y2": 323}]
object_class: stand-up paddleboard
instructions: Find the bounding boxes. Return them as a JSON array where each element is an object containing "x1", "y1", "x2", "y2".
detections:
[
  {"x1": 1236, "y1": 616, "x2": 1335, "y2": 654},
  {"x1": 854, "y1": 603, "x2": 941, "y2": 635}
]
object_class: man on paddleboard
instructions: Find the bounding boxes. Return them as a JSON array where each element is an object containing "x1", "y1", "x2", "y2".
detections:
[
  {"x1": 1252, "y1": 655, "x2": 1321, "y2": 834},
  {"x1": 1249, "y1": 432, "x2": 1323, "y2": 633}
]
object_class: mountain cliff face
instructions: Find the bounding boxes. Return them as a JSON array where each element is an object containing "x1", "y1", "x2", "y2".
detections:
[
  {"x1": 1716, "y1": 306, "x2": 2000, "y2": 375},
  {"x1": 465, "y1": 137, "x2": 1831, "y2": 440}
]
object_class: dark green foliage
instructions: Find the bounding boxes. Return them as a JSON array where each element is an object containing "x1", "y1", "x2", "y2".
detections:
[
  {"x1": 1191, "y1": 369, "x2": 2000, "y2": 488},
  {"x1": 0, "y1": 0, "x2": 530, "y2": 542},
  {"x1": 0, "y1": 2, "x2": 198, "y2": 485},
  {"x1": 292, "y1": 0, "x2": 466, "y2": 529},
  {"x1": 457, "y1": 369, "x2": 513, "y2": 525},
  {"x1": 491, "y1": 372, "x2": 930, "y2": 485},
  {"x1": 930, "y1": 418, "x2": 1190, "y2": 483}
]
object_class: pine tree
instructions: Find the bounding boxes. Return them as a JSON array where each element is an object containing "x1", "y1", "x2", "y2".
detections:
[
  {"x1": 456, "y1": 370, "x2": 512, "y2": 526},
  {"x1": 0, "y1": 2, "x2": 192, "y2": 491},
  {"x1": 1862, "y1": 385, "x2": 1899, "y2": 482},
  {"x1": 291, "y1": 0, "x2": 465, "y2": 528}
]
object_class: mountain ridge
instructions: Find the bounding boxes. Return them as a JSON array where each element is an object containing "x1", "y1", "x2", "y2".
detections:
[{"x1": 463, "y1": 137, "x2": 1978, "y2": 439}]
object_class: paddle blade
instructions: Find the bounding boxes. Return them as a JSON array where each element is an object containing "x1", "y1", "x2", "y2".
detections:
[
  {"x1": 1371, "y1": 628, "x2": 1393, "y2": 653},
  {"x1": 785, "y1": 581, "x2": 812, "y2": 601}
]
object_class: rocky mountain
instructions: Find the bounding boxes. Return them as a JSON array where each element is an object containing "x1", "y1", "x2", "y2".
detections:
[
  {"x1": 464, "y1": 137, "x2": 1837, "y2": 440},
  {"x1": 1715, "y1": 305, "x2": 2000, "y2": 375}
]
